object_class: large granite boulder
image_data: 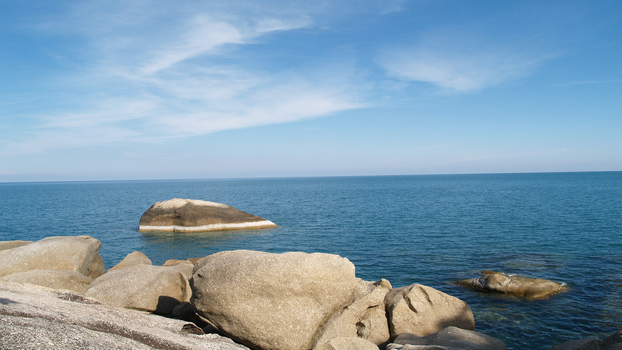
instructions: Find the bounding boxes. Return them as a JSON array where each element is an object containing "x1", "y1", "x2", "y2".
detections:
[
  {"x1": 108, "y1": 251, "x2": 152, "y2": 272},
  {"x1": 138, "y1": 198, "x2": 277, "y2": 232},
  {"x1": 455, "y1": 271, "x2": 567, "y2": 299},
  {"x1": 314, "y1": 279, "x2": 392, "y2": 349},
  {"x1": 83, "y1": 264, "x2": 191, "y2": 314},
  {"x1": 387, "y1": 326, "x2": 506, "y2": 350},
  {"x1": 0, "y1": 236, "x2": 104, "y2": 279},
  {"x1": 0, "y1": 240, "x2": 33, "y2": 251},
  {"x1": 1, "y1": 270, "x2": 93, "y2": 293},
  {"x1": 0, "y1": 281, "x2": 249, "y2": 350},
  {"x1": 385, "y1": 284, "x2": 475, "y2": 338},
  {"x1": 191, "y1": 250, "x2": 359, "y2": 350}
]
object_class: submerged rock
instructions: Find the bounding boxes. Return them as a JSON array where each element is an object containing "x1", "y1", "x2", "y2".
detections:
[
  {"x1": 547, "y1": 330, "x2": 622, "y2": 350},
  {"x1": 0, "y1": 236, "x2": 104, "y2": 279},
  {"x1": 191, "y1": 250, "x2": 358, "y2": 350},
  {"x1": 138, "y1": 198, "x2": 277, "y2": 232},
  {"x1": 455, "y1": 271, "x2": 567, "y2": 299}
]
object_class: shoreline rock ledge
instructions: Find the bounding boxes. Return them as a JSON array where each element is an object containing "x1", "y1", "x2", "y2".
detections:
[{"x1": 138, "y1": 198, "x2": 278, "y2": 233}]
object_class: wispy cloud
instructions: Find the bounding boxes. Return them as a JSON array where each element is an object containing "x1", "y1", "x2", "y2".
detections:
[
  {"x1": 377, "y1": 33, "x2": 553, "y2": 92},
  {"x1": 4, "y1": 1, "x2": 364, "y2": 155}
]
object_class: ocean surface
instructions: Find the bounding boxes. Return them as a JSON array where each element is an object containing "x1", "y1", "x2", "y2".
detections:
[{"x1": 1, "y1": 172, "x2": 621, "y2": 349}]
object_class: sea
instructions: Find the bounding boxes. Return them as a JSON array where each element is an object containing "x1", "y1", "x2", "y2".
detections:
[{"x1": 1, "y1": 172, "x2": 621, "y2": 349}]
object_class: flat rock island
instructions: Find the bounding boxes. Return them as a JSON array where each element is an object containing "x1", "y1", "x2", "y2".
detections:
[{"x1": 138, "y1": 198, "x2": 277, "y2": 232}]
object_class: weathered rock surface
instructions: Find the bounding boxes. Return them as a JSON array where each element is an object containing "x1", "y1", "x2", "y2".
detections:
[
  {"x1": 191, "y1": 250, "x2": 359, "y2": 350},
  {"x1": 109, "y1": 251, "x2": 152, "y2": 272},
  {"x1": 1, "y1": 270, "x2": 93, "y2": 293},
  {"x1": 0, "y1": 240, "x2": 33, "y2": 251},
  {"x1": 455, "y1": 271, "x2": 567, "y2": 299},
  {"x1": 84, "y1": 264, "x2": 191, "y2": 314},
  {"x1": 322, "y1": 337, "x2": 380, "y2": 350},
  {"x1": 314, "y1": 279, "x2": 392, "y2": 349},
  {"x1": 0, "y1": 281, "x2": 249, "y2": 350},
  {"x1": 387, "y1": 326, "x2": 506, "y2": 350},
  {"x1": 385, "y1": 284, "x2": 475, "y2": 338},
  {"x1": 138, "y1": 198, "x2": 277, "y2": 232},
  {"x1": 547, "y1": 331, "x2": 622, "y2": 350},
  {"x1": 0, "y1": 235, "x2": 104, "y2": 279}
]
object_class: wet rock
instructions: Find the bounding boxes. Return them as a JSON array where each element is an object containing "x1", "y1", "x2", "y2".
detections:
[
  {"x1": 455, "y1": 271, "x2": 567, "y2": 299},
  {"x1": 191, "y1": 250, "x2": 358, "y2": 350},
  {"x1": 385, "y1": 284, "x2": 475, "y2": 338},
  {"x1": 387, "y1": 326, "x2": 506, "y2": 350},
  {"x1": 138, "y1": 198, "x2": 277, "y2": 232},
  {"x1": 1, "y1": 270, "x2": 93, "y2": 293},
  {"x1": 108, "y1": 251, "x2": 152, "y2": 272},
  {"x1": 0, "y1": 236, "x2": 104, "y2": 279}
]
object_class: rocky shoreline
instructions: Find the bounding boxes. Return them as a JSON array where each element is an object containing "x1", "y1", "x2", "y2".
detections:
[{"x1": 1, "y1": 235, "x2": 620, "y2": 350}]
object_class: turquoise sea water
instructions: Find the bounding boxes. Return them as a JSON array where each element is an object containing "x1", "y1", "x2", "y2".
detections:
[{"x1": 1, "y1": 172, "x2": 621, "y2": 349}]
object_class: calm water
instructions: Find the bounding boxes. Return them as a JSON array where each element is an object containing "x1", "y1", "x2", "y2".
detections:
[{"x1": 1, "y1": 172, "x2": 621, "y2": 349}]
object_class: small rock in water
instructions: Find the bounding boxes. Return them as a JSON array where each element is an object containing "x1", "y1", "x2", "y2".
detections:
[
  {"x1": 455, "y1": 271, "x2": 567, "y2": 299},
  {"x1": 138, "y1": 198, "x2": 277, "y2": 232}
]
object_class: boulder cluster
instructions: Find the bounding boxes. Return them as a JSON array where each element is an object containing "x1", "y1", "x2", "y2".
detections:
[{"x1": 0, "y1": 236, "x2": 620, "y2": 350}]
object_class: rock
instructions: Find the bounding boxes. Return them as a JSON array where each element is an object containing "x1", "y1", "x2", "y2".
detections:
[
  {"x1": 388, "y1": 326, "x2": 506, "y2": 350},
  {"x1": 547, "y1": 339, "x2": 602, "y2": 350},
  {"x1": 109, "y1": 251, "x2": 152, "y2": 272},
  {"x1": 0, "y1": 281, "x2": 249, "y2": 350},
  {"x1": 1, "y1": 270, "x2": 93, "y2": 293},
  {"x1": 0, "y1": 240, "x2": 33, "y2": 251},
  {"x1": 314, "y1": 279, "x2": 392, "y2": 349},
  {"x1": 138, "y1": 198, "x2": 277, "y2": 232},
  {"x1": 547, "y1": 331, "x2": 622, "y2": 350},
  {"x1": 163, "y1": 260, "x2": 194, "y2": 280},
  {"x1": 191, "y1": 250, "x2": 359, "y2": 350},
  {"x1": 83, "y1": 264, "x2": 191, "y2": 314},
  {"x1": 322, "y1": 337, "x2": 380, "y2": 350},
  {"x1": 602, "y1": 331, "x2": 622, "y2": 350},
  {"x1": 0, "y1": 236, "x2": 104, "y2": 279},
  {"x1": 455, "y1": 271, "x2": 567, "y2": 299},
  {"x1": 385, "y1": 284, "x2": 475, "y2": 338}
]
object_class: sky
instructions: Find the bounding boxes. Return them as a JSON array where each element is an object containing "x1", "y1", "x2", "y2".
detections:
[{"x1": 1, "y1": 0, "x2": 621, "y2": 182}]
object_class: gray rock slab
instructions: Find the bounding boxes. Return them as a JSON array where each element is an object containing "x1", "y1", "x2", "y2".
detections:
[
  {"x1": 0, "y1": 281, "x2": 248, "y2": 350},
  {"x1": 391, "y1": 326, "x2": 506, "y2": 350}
]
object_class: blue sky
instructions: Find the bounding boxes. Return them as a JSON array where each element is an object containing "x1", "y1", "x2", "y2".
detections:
[{"x1": 1, "y1": 0, "x2": 621, "y2": 182}]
